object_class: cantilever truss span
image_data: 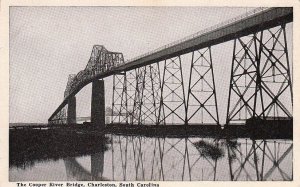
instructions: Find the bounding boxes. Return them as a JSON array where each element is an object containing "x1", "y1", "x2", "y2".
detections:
[{"x1": 64, "y1": 45, "x2": 124, "y2": 100}]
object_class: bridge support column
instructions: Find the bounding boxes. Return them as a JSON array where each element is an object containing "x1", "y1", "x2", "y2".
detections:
[
  {"x1": 67, "y1": 96, "x2": 76, "y2": 124},
  {"x1": 226, "y1": 24, "x2": 292, "y2": 125},
  {"x1": 137, "y1": 63, "x2": 161, "y2": 125},
  {"x1": 91, "y1": 79, "x2": 105, "y2": 127},
  {"x1": 186, "y1": 47, "x2": 219, "y2": 125},
  {"x1": 112, "y1": 73, "x2": 126, "y2": 124},
  {"x1": 158, "y1": 56, "x2": 186, "y2": 125}
]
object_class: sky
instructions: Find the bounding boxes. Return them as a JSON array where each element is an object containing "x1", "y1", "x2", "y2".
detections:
[{"x1": 9, "y1": 7, "x2": 293, "y2": 124}]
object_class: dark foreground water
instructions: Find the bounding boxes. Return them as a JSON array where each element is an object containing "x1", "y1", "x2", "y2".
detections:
[{"x1": 9, "y1": 134, "x2": 292, "y2": 181}]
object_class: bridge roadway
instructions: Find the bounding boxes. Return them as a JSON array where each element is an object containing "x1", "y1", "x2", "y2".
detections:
[{"x1": 49, "y1": 7, "x2": 293, "y2": 121}]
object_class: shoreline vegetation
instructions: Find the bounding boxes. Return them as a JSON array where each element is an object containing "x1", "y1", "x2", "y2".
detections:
[{"x1": 9, "y1": 123, "x2": 48, "y2": 127}]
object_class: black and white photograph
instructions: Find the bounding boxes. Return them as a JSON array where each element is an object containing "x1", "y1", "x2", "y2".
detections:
[{"x1": 1, "y1": 2, "x2": 297, "y2": 185}]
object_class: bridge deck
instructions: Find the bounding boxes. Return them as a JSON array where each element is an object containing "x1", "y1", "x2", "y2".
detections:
[
  {"x1": 49, "y1": 7, "x2": 293, "y2": 121},
  {"x1": 118, "y1": 7, "x2": 292, "y2": 71}
]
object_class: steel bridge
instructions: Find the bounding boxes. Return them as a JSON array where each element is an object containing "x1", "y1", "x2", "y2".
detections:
[{"x1": 48, "y1": 7, "x2": 293, "y2": 131}]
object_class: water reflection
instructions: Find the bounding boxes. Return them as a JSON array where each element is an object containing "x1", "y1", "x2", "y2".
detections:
[
  {"x1": 9, "y1": 130, "x2": 111, "y2": 169},
  {"x1": 64, "y1": 152, "x2": 108, "y2": 181},
  {"x1": 10, "y1": 134, "x2": 292, "y2": 181},
  {"x1": 226, "y1": 139, "x2": 293, "y2": 181}
]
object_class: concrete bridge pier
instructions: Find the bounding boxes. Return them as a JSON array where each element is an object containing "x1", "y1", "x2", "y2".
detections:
[
  {"x1": 91, "y1": 79, "x2": 105, "y2": 127},
  {"x1": 67, "y1": 96, "x2": 76, "y2": 124}
]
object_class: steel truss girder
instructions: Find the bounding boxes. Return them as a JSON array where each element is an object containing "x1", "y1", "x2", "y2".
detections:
[
  {"x1": 112, "y1": 70, "x2": 137, "y2": 124},
  {"x1": 131, "y1": 67, "x2": 145, "y2": 125},
  {"x1": 112, "y1": 63, "x2": 162, "y2": 125},
  {"x1": 112, "y1": 72, "x2": 127, "y2": 124},
  {"x1": 138, "y1": 63, "x2": 162, "y2": 125},
  {"x1": 129, "y1": 63, "x2": 162, "y2": 125},
  {"x1": 158, "y1": 56, "x2": 186, "y2": 125},
  {"x1": 226, "y1": 24, "x2": 292, "y2": 125},
  {"x1": 125, "y1": 70, "x2": 137, "y2": 124},
  {"x1": 186, "y1": 47, "x2": 219, "y2": 125}
]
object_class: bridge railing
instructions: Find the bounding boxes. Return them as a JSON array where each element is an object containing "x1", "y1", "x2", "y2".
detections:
[{"x1": 124, "y1": 7, "x2": 270, "y2": 64}]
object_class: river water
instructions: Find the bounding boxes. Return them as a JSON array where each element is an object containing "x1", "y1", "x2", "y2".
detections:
[{"x1": 9, "y1": 134, "x2": 292, "y2": 181}]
